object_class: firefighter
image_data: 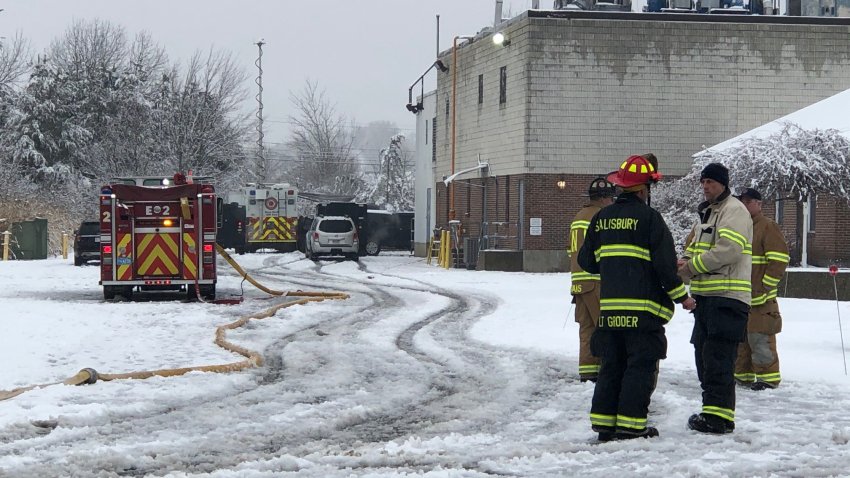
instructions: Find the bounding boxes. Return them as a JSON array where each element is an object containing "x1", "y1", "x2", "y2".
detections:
[
  {"x1": 678, "y1": 162, "x2": 753, "y2": 434},
  {"x1": 578, "y1": 155, "x2": 695, "y2": 441},
  {"x1": 733, "y1": 187, "x2": 789, "y2": 390},
  {"x1": 569, "y1": 177, "x2": 616, "y2": 383}
]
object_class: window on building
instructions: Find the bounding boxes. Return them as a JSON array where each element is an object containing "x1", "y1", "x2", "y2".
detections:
[
  {"x1": 499, "y1": 66, "x2": 507, "y2": 105},
  {"x1": 505, "y1": 175, "x2": 510, "y2": 221},
  {"x1": 432, "y1": 116, "x2": 437, "y2": 162},
  {"x1": 478, "y1": 74, "x2": 484, "y2": 105},
  {"x1": 425, "y1": 120, "x2": 429, "y2": 144},
  {"x1": 467, "y1": 181, "x2": 471, "y2": 216},
  {"x1": 775, "y1": 199, "x2": 784, "y2": 225},
  {"x1": 445, "y1": 98, "x2": 450, "y2": 118},
  {"x1": 809, "y1": 197, "x2": 816, "y2": 232}
]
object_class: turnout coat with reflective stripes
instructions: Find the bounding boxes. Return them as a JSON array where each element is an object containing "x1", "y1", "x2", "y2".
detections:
[
  {"x1": 577, "y1": 192, "x2": 688, "y2": 331},
  {"x1": 750, "y1": 213, "x2": 789, "y2": 307},
  {"x1": 684, "y1": 192, "x2": 753, "y2": 305},
  {"x1": 569, "y1": 201, "x2": 605, "y2": 295}
]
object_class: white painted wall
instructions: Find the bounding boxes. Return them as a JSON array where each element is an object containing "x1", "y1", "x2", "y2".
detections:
[{"x1": 413, "y1": 90, "x2": 437, "y2": 256}]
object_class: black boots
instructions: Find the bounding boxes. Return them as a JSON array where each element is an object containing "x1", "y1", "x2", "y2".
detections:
[
  {"x1": 750, "y1": 381, "x2": 777, "y2": 391},
  {"x1": 617, "y1": 427, "x2": 660, "y2": 440},
  {"x1": 596, "y1": 427, "x2": 659, "y2": 442},
  {"x1": 688, "y1": 413, "x2": 734, "y2": 434}
]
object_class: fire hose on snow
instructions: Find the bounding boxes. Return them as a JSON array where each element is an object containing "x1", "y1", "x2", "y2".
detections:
[{"x1": 0, "y1": 245, "x2": 349, "y2": 402}]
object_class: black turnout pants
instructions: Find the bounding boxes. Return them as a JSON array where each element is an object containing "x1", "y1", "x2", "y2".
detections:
[
  {"x1": 691, "y1": 295, "x2": 749, "y2": 420},
  {"x1": 590, "y1": 328, "x2": 666, "y2": 429}
]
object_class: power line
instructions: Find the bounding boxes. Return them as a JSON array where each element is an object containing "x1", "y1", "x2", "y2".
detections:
[
  {"x1": 262, "y1": 118, "x2": 416, "y2": 132},
  {"x1": 262, "y1": 142, "x2": 412, "y2": 154}
]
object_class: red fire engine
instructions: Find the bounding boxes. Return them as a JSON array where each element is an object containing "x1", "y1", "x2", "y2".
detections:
[{"x1": 99, "y1": 174, "x2": 218, "y2": 301}]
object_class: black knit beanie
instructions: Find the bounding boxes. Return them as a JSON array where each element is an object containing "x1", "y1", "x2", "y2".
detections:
[{"x1": 700, "y1": 163, "x2": 729, "y2": 188}]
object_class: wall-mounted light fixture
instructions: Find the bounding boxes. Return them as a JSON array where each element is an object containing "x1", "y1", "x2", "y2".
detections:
[
  {"x1": 493, "y1": 32, "x2": 511, "y2": 47},
  {"x1": 556, "y1": 180, "x2": 567, "y2": 190},
  {"x1": 405, "y1": 59, "x2": 450, "y2": 115}
]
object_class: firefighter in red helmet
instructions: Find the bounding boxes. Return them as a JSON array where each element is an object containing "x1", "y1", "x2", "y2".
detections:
[{"x1": 578, "y1": 155, "x2": 696, "y2": 441}]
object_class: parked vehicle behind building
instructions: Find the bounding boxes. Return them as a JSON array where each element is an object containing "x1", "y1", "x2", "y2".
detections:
[
  {"x1": 363, "y1": 210, "x2": 414, "y2": 256},
  {"x1": 305, "y1": 216, "x2": 359, "y2": 261},
  {"x1": 73, "y1": 221, "x2": 100, "y2": 266}
]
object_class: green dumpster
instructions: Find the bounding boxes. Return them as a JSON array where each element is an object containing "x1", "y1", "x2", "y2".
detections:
[{"x1": 9, "y1": 218, "x2": 49, "y2": 260}]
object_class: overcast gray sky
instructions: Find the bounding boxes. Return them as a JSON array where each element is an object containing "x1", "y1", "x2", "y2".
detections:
[{"x1": 3, "y1": 0, "x2": 534, "y2": 145}]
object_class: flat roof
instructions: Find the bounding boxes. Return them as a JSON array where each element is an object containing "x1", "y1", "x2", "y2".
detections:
[{"x1": 528, "y1": 10, "x2": 850, "y2": 26}]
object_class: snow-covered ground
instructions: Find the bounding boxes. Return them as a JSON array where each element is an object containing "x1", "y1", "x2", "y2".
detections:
[{"x1": 2, "y1": 253, "x2": 850, "y2": 477}]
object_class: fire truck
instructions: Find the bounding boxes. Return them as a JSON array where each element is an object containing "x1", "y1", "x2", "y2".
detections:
[
  {"x1": 225, "y1": 183, "x2": 298, "y2": 253},
  {"x1": 99, "y1": 175, "x2": 218, "y2": 301}
]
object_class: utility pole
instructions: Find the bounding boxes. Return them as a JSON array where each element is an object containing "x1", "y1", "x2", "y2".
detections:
[{"x1": 255, "y1": 39, "x2": 266, "y2": 182}]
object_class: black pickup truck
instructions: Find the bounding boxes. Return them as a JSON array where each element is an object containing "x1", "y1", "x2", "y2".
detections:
[
  {"x1": 74, "y1": 221, "x2": 100, "y2": 266},
  {"x1": 363, "y1": 210, "x2": 414, "y2": 256}
]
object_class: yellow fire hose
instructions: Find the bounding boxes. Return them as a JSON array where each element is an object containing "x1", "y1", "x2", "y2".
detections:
[{"x1": 0, "y1": 245, "x2": 348, "y2": 402}]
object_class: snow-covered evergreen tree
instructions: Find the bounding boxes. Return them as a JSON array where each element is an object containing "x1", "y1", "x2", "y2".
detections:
[{"x1": 366, "y1": 134, "x2": 414, "y2": 212}]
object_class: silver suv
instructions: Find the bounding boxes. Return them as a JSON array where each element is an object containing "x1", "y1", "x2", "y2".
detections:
[{"x1": 305, "y1": 216, "x2": 359, "y2": 261}]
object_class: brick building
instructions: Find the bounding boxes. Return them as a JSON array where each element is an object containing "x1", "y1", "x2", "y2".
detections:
[{"x1": 425, "y1": 10, "x2": 850, "y2": 271}]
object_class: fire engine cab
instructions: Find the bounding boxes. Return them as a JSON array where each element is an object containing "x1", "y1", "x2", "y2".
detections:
[
  {"x1": 99, "y1": 174, "x2": 218, "y2": 301},
  {"x1": 225, "y1": 183, "x2": 298, "y2": 253}
]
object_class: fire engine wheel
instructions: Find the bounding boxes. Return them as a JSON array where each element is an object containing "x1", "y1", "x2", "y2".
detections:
[
  {"x1": 200, "y1": 284, "x2": 216, "y2": 301},
  {"x1": 74, "y1": 256, "x2": 83, "y2": 266},
  {"x1": 103, "y1": 286, "x2": 117, "y2": 300},
  {"x1": 121, "y1": 286, "x2": 134, "y2": 300},
  {"x1": 365, "y1": 240, "x2": 381, "y2": 256}
]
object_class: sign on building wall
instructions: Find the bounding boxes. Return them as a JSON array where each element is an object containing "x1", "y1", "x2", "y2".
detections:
[{"x1": 530, "y1": 217, "x2": 542, "y2": 236}]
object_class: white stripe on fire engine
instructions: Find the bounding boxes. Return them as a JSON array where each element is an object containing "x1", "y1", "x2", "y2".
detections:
[
  {"x1": 100, "y1": 235, "x2": 111, "y2": 243},
  {"x1": 203, "y1": 234, "x2": 216, "y2": 241}
]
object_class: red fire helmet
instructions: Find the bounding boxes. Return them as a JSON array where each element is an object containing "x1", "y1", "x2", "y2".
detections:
[{"x1": 606, "y1": 155, "x2": 662, "y2": 188}]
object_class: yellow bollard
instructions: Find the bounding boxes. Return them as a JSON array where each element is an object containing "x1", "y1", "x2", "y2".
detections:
[
  {"x1": 437, "y1": 231, "x2": 444, "y2": 267},
  {"x1": 2, "y1": 231, "x2": 10, "y2": 261},
  {"x1": 438, "y1": 230, "x2": 446, "y2": 267},
  {"x1": 439, "y1": 230, "x2": 445, "y2": 267},
  {"x1": 441, "y1": 230, "x2": 451, "y2": 269},
  {"x1": 62, "y1": 232, "x2": 69, "y2": 259}
]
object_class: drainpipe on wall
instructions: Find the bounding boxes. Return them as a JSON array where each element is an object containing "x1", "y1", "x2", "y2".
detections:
[
  {"x1": 450, "y1": 35, "x2": 474, "y2": 221},
  {"x1": 802, "y1": 196, "x2": 809, "y2": 267}
]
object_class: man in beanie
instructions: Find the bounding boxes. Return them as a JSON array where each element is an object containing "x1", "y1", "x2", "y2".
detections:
[
  {"x1": 733, "y1": 188, "x2": 789, "y2": 391},
  {"x1": 579, "y1": 155, "x2": 695, "y2": 441},
  {"x1": 568, "y1": 177, "x2": 616, "y2": 383},
  {"x1": 679, "y1": 162, "x2": 753, "y2": 434}
]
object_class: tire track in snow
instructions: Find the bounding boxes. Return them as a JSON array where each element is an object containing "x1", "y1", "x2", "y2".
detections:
[{"x1": 0, "y1": 255, "x2": 577, "y2": 477}]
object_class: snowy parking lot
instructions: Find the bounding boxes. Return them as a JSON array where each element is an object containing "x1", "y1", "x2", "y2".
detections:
[{"x1": 2, "y1": 253, "x2": 850, "y2": 477}]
